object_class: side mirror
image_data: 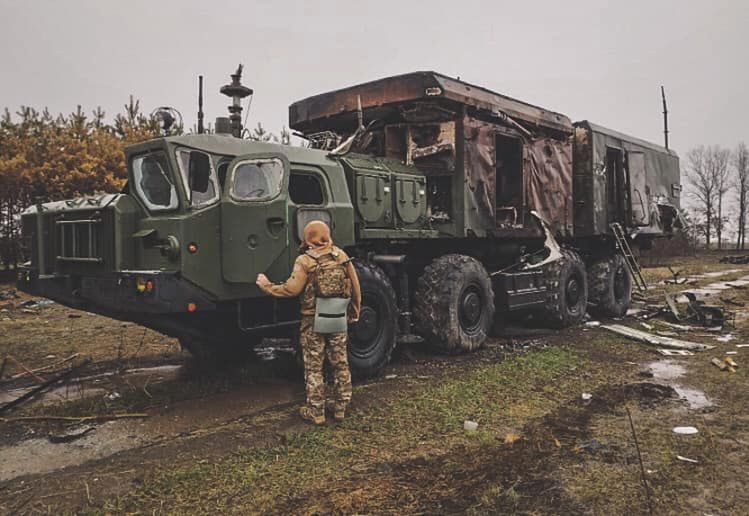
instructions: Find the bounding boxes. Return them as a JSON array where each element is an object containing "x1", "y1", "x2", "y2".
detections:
[{"x1": 189, "y1": 151, "x2": 211, "y2": 194}]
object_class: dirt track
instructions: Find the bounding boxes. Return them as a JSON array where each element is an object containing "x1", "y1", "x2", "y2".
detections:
[{"x1": 2, "y1": 255, "x2": 749, "y2": 514}]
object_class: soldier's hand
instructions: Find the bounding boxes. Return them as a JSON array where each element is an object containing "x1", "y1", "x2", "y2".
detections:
[{"x1": 256, "y1": 273, "x2": 271, "y2": 288}]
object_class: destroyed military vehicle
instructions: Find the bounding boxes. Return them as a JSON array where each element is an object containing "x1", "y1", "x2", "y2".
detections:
[{"x1": 18, "y1": 68, "x2": 682, "y2": 377}]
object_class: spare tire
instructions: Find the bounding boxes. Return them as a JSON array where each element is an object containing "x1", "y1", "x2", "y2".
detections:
[
  {"x1": 588, "y1": 254, "x2": 632, "y2": 318},
  {"x1": 347, "y1": 261, "x2": 398, "y2": 379},
  {"x1": 543, "y1": 249, "x2": 588, "y2": 328},
  {"x1": 414, "y1": 254, "x2": 495, "y2": 353}
]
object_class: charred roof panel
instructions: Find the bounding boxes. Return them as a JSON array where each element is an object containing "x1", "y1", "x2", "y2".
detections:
[
  {"x1": 575, "y1": 120, "x2": 678, "y2": 157},
  {"x1": 289, "y1": 71, "x2": 573, "y2": 135}
]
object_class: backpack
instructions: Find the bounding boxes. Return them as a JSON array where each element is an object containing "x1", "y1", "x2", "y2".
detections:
[{"x1": 308, "y1": 251, "x2": 350, "y2": 299}]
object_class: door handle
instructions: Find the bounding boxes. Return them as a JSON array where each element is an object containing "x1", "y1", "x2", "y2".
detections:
[{"x1": 267, "y1": 217, "x2": 285, "y2": 236}]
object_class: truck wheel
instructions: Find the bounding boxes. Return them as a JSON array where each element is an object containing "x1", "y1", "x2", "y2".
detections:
[
  {"x1": 543, "y1": 249, "x2": 588, "y2": 328},
  {"x1": 414, "y1": 254, "x2": 495, "y2": 353},
  {"x1": 347, "y1": 261, "x2": 398, "y2": 379},
  {"x1": 588, "y1": 254, "x2": 632, "y2": 318}
]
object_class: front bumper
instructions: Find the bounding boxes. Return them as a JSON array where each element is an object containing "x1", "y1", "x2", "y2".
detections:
[{"x1": 17, "y1": 267, "x2": 216, "y2": 315}]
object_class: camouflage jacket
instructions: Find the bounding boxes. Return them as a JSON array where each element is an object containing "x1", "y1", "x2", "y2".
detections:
[{"x1": 259, "y1": 246, "x2": 361, "y2": 318}]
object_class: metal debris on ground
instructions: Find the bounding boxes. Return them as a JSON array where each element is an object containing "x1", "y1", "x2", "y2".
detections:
[
  {"x1": 0, "y1": 289, "x2": 19, "y2": 301},
  {"x1": 602, "y1": 324, "x2": 714, "y2": 351},
  {"x1": 664, "y1": 292, "x2": 733, "y2": 329},
  {"x1": 719, "y1": 255, "x2": 749, "y2": 264},
  {"x1": 724, "y1": 357, "x2": 739, "y2": 369},
  {"x1": 657, "y1": 349, "x2": 694, "y2": 356},
  {"x1": 18, "y1": 299, "x2": 55, "y2": 309},
  {"x1": 711, "y1": 357, "x2": 736, "y2": 373}
]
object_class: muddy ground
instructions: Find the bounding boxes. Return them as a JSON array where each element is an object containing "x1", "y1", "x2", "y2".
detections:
[{"x1": 2, "y1": 254, "x2": 749, "y2": 514}]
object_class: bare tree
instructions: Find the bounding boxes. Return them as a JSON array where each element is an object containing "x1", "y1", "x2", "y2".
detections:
[
  {"x1": 686, "y1": 146, "x2": 715, "y2": 247},
  {"x1": 709, "y1": 145, "x2": 731, "y2": 249},
  {"x1": 734, "y1": 142, "x2": 749, "y2": 250}
]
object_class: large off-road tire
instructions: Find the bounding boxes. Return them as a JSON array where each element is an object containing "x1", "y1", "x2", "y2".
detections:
[
  {"x1": 347, "y1": 261, "x2": 398, "y2": 379},
  {"x1": 543, "y1": 249, "x2": 588, "y2": 328},
  {"x1": 414, "y1": 254, "x2": 495, "y2": 353},
  {"x1": 587, "y1": 254, "x2": 632, "y2": 318}
]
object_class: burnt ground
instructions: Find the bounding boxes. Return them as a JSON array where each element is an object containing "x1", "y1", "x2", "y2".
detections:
[{"x1": 2, "y1": 254, "x2": 749, "y2": 514}]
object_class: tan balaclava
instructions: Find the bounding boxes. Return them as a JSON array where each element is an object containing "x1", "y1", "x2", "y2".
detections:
[{"x1": 303, "y1": 220, "x2": 333, "y2": 255}]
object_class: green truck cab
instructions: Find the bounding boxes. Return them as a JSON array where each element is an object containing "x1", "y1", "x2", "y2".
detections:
[{"x1": 18, "y1": 69, "x2": 681, "y2": 378}]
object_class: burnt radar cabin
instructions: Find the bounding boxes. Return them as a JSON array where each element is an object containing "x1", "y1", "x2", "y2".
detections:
[{"x1": 18, "y1": 68, "x2": 681, "y2": 377}]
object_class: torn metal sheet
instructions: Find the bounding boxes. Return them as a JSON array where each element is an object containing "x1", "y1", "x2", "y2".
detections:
[
  {"x1": 601, "y1": 324, "x2": 714, "y2": 351},
  {"x1": 524, "y1": 211, "x2": 563, "y2": 269}
]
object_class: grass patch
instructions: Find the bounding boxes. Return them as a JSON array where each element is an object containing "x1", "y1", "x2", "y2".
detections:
[{"x1": 100, "y1": 347, "x2": 581, "y2": 514}]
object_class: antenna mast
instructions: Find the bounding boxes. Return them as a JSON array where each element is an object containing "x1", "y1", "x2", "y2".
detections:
[
  {"x1": 661, "y1": 85, "x2": 669, "y2": 150},
  {"x1": 197, "y1": 75, "x2": 204, "y2": 134}
]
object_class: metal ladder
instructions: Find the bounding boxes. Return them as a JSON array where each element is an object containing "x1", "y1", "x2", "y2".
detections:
[{"x1": 610, "y1": 223, "x2": 647, "y2": 291}]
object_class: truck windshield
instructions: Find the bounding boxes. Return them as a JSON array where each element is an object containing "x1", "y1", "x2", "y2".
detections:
[
  {"x1": 131, "y1": 152, "x2": 178, "y2": 211},
  {"x1": 230, "y1": 158, "x2": 284, "y2": 201},
  {"x1": 176, "y1": 149, "x2": 219, "y2": 208}
]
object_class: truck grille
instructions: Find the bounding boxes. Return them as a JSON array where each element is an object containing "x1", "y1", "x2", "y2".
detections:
[{"x1": 56, "y1": 216, "x2": 103, "y2": 264}]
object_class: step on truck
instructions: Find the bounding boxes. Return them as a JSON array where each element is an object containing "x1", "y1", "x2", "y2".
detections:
[{"x1": 18, "y1": 68, "x2": 682, "y2": 377}]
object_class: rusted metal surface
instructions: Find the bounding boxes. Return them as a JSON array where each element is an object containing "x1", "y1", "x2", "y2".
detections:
[
  {"x1": 289, "y1": 71, "x2": 573, "y2": 135},
  {"x1": 526, "y1": 137, "x2": 573, "y2": 235}
]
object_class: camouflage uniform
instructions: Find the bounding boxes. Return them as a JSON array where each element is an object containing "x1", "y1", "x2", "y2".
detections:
[
  {"x1": 299, "y1": 315, "x2": 352, "y2": 413},
  {"x1": 258, "y1": 243, "x2": 360, "y2": 421}
]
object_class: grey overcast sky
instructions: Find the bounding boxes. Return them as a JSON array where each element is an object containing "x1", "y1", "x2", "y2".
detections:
[{"x1": 1, "y1": 0, "x2": 747, "y2": 159}]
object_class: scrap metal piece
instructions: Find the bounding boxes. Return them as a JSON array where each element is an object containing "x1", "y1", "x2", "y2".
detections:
[
  {"x1": 684, "y1": 292, "x2": 731, "y2": 327},
  {"x1": 523, "y1": 211, "x2": 563, "y2": 270},
  {"x1": 601, "y1": 324, "x2": 714, "y2": 351},
  {"x1": 657, "y1": 349, "x2": 694, "y2": 356}
]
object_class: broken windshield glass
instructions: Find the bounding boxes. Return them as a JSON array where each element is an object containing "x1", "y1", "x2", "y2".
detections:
[{"x1": 132, "y1": 152, "x2": 178, "y2": 211}]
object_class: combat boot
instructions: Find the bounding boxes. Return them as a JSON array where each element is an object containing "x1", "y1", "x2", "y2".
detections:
[{"x1": 299, "y1": 406, "x2": 325, "y2": 425}]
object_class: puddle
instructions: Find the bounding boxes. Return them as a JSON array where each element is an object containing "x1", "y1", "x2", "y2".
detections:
[
  {"x1": 0, "y1": 420, "x2": 148, "y2": 482},
  {"x1": 0, "y1": 364, "x2": 184, "y2": 406},
  {"x1": 647, "y1": 360, "x2": 686, "y2": 381},
  {"x1": 254, "y1": 338, "x2": 295, "y2": 362},
  {"x1": 672, "y1": 385, "x2": 712, "y2": 410},
  {"x1": 645, "y1": 360, "x2": 713, "y2": 410}
]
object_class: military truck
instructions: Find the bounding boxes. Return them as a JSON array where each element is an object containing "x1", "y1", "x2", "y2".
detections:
[{"x1": 17, "y1": 69, "x2": 681, "y2": 377}]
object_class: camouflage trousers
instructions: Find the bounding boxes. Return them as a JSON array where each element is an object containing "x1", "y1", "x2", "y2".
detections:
[{"x1": 299, "y1": 316, "x2": 352, "y2": 413}]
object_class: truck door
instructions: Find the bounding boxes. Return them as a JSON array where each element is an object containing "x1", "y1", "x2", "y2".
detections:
[
  {"x1": 288, "y1": 166, "x2": 334, "y2": 253},
  {"x1": 605, "y1": 147, "x2": 627, "y2": 226},
  {"x1": 627, "y1": 151, "x2": 649, "y2": 226},
  {"x1": 221, "y1": 153, "x2": 290, "y2": 284}
]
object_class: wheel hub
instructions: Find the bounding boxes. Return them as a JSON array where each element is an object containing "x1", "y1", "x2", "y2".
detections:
[
  {"x1": 613, "y1": 266, "x2": 628, "y2": 300},
  {"x1": 566, "y1": 276, "x2": 581, "y2": 306},
  {"x1": 459, "y1": 286, "x2": 483, "y2": 331},
  {"x1": 353, "y1": 306, "x2": 378, "y2": 342}
]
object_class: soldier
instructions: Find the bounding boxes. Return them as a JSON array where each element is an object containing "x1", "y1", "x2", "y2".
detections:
[{"x1": 256, "y1": 220, "x2": 361, "y2": 425}]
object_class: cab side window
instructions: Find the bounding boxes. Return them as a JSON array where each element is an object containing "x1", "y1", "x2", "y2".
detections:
[
  {"x1": 230, "y1": 158, "x2": 284, "y2": 201},
  {"x1": 289, "y1": 172, "x2": 324, "y2": 205}
]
